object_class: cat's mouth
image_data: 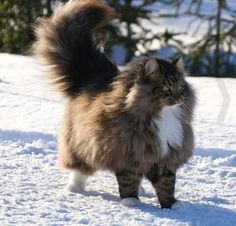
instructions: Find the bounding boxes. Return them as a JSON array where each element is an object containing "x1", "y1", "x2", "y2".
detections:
[{"x1": 164, "y1": 96, "x2": 184, "y2": 106}]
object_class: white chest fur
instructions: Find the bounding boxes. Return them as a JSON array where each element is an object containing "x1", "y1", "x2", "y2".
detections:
[{"x1": 153, "y1": 105, "x2": 183, "y2": 157}]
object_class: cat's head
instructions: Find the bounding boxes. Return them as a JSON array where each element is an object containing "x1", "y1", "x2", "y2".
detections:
[
  {"x1": 143, "y1": 57, "x2": 187, "y2": 108},
  {"x1": 124, "y1": 57, "x2": 195, "y2": 118}
]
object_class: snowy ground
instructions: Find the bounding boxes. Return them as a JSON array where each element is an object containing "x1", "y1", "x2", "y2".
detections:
[{"x1": 0, "y1": 53, "x2": 236, "y2": 225}]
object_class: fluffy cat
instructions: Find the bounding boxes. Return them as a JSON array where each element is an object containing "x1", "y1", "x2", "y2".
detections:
[{"x1": 33, "y1": 0, "x2": 196, "y2": 209}]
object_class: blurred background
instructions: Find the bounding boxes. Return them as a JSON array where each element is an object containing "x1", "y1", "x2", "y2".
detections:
[{"x1": 0, "y1": 0, "x2": 235, "y2": 77}]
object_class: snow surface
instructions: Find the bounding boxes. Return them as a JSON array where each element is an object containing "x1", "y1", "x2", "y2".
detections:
[{"x1": 0, "y1": 53, "x2": 236, "y2": 225}]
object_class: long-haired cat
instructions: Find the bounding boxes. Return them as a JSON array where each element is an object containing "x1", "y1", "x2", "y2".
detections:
[{"x1": 33, "y1": 0, "x2": 196, "y2": 208}]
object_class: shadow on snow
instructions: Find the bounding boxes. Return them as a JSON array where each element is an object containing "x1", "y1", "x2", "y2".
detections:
[{"x1": 0, "y1": 128, "x2": 56, "y2": 143}]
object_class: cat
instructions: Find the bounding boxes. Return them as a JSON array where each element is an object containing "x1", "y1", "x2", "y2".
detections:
[{"x1": 33, "y1": 0, "x2": 196, "y2": 209}]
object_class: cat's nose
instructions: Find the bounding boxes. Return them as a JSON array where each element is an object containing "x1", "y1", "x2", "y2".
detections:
[{"x1": 175, "y1": 96, "x2": 183, "y2": 104}]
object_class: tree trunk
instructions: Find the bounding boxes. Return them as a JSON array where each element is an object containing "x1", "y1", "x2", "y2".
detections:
[
  {"x1": 46, "y1": 0, "x2": 52, "y2": 16},
  {"x1": 215, "y1": 0, "x2": 222, "y2": 77},
  {"x1": 26, "y1": 0, "x2": 33, "y2": 48},
  {"x1": 125, "y1": 22, "x2": 133, "y2": 63}
]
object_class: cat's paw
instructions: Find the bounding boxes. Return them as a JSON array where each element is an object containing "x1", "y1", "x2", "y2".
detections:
[
  {"x1": 66, "y1": 183, "x2": 84, "y2": 193},
  {"x1": 171, "y1": 200, "x2": 186, "y2": 210},
  {"x1": 66, "y1": 170, "x2": 87, "y2": 193},
  {"x1": 120, "y1": 198, "x2": 141, "y2": 207}
]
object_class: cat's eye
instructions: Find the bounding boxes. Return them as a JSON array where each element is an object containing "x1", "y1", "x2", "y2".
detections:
[{"x1": 163, "y1": 86, "x2": 169, "y2": 92}]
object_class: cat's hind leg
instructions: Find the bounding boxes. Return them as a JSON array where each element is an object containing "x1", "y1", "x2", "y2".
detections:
[
  {"x1": 58, "y1": 128, "x2": 95, "y2": 193},
  {"x1": 58, "y1": 142, "x2": 95, "y2": 193},
  {"x1": 115, "y1": 170, "x2": 142, "y2": 206},
  {"x1": 61, "y1": 150, "x2": 95, "y2": 193},
  {"x1": 66, "y1": 168, "x2": 94, "y2": 193}
]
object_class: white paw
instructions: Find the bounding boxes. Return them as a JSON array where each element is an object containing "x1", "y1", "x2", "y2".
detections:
[
  {"x1": 66, "y1": 170, "x2": 87, "y2": 193},
  {"x1": 171, "y1": 200, "x2": 186, "y2": 210},
  {"x1": 66, "y1": 183, "x2": 84, "y2": 193},
  {"x1": 120, "y1": 198, "x2": 141, "y2": 207}
]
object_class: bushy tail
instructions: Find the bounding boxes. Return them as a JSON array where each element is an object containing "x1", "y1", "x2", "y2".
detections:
[{"x1": 33, "y1": 0, "x2": 118, "y2": 98}]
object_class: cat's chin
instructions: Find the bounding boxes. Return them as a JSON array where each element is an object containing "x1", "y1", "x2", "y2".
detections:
[{"x1": 163, "y1": 103, "x2": 182, "y2": 109}]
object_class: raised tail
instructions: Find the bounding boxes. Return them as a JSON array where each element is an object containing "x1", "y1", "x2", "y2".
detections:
[{"x1": 33, "y1": 0, "x2": 118, "y2": 98}]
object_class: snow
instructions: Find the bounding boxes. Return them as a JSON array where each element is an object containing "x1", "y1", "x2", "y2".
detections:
[{"x1": 0, "y1": 53, "x2": 236, "y2": 225}]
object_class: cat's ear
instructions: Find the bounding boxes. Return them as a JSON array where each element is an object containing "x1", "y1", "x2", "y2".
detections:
[
  {"x1": 173, "y1": 56, "x2": 186, "y2": 75},
  {"x1": 173, "y1": 56, "x2": 181, "y2": 64},
  {"x1": 145, "y1": 59, "x2": 160, "y2": 77},
  {"x1": 173, "y1": 56, "x2": 184, "y2": 70}
]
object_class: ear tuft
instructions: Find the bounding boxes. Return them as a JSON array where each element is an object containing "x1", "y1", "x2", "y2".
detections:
[
  {"x1": 145, "y1": 59, "x2": 159, "y2": 76},
  {"x1": 172, "y1": 56, "x2": 181, "y2": 65},
  {"x1": 173, "y1": 56, "x2": 186, "y2": 75}
]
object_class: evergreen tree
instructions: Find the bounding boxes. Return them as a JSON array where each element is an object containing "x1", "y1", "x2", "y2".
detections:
[
  {"x1": 0, "y1": 0, "x2": 65, "y2": 54},
  {"x1": 106, "y1": 0, "x2": 184, "y2": 63},
  {"x1": 184, "y1": 0, "x2": 236, "y2": 77},
  {"x1": 0, "y1": 0, "x2": 235, "y2": 77}
]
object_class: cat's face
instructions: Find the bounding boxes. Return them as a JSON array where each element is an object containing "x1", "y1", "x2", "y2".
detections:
[{"x1": 144, "y1": 58, "x2": 187, "y2": 108}]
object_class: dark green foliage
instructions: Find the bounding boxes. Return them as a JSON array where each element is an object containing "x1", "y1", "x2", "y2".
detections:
[
  {"x1": 106, "y1": 0, "x2": 156, "y2": 62},
  {"x1": 0, "y1": 0, "x2": 235, "y2": 77},
  {"x1": 105, "y1": 0, "x2": 184, "y2": 63},
  {"x1": 184, "y1": 0, "x2": 236, "y2": 77},
  {"x1": 0, "y1": 0, "x2": 66, "y2": 54}
]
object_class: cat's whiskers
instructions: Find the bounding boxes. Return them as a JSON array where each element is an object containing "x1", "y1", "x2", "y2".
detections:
[{"x1": 181, "y1": 103, "x2": 192, "y2": 112}]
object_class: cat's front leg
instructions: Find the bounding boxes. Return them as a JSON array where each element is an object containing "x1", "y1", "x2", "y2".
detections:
[
  {"x1": 156, "y1": 169, "x2": 176, "y2": 208},
  {"x1": 115, "y1": 169, "x2": 142, "y2": 206},
  {"x1": 146, "y1": 165, "x2": 176, "y2": 209}
]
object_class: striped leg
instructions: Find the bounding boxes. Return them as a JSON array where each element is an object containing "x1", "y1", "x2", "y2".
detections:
[
  {"x1": 115, "y1": 169, "x2": 142, "y2": 206},
  {"x1": 155, "y1": 169, "x2": 176, "y2": 208},
  {"x1": 146, "y1": 164, "x2": 176, "y2": 209}
]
